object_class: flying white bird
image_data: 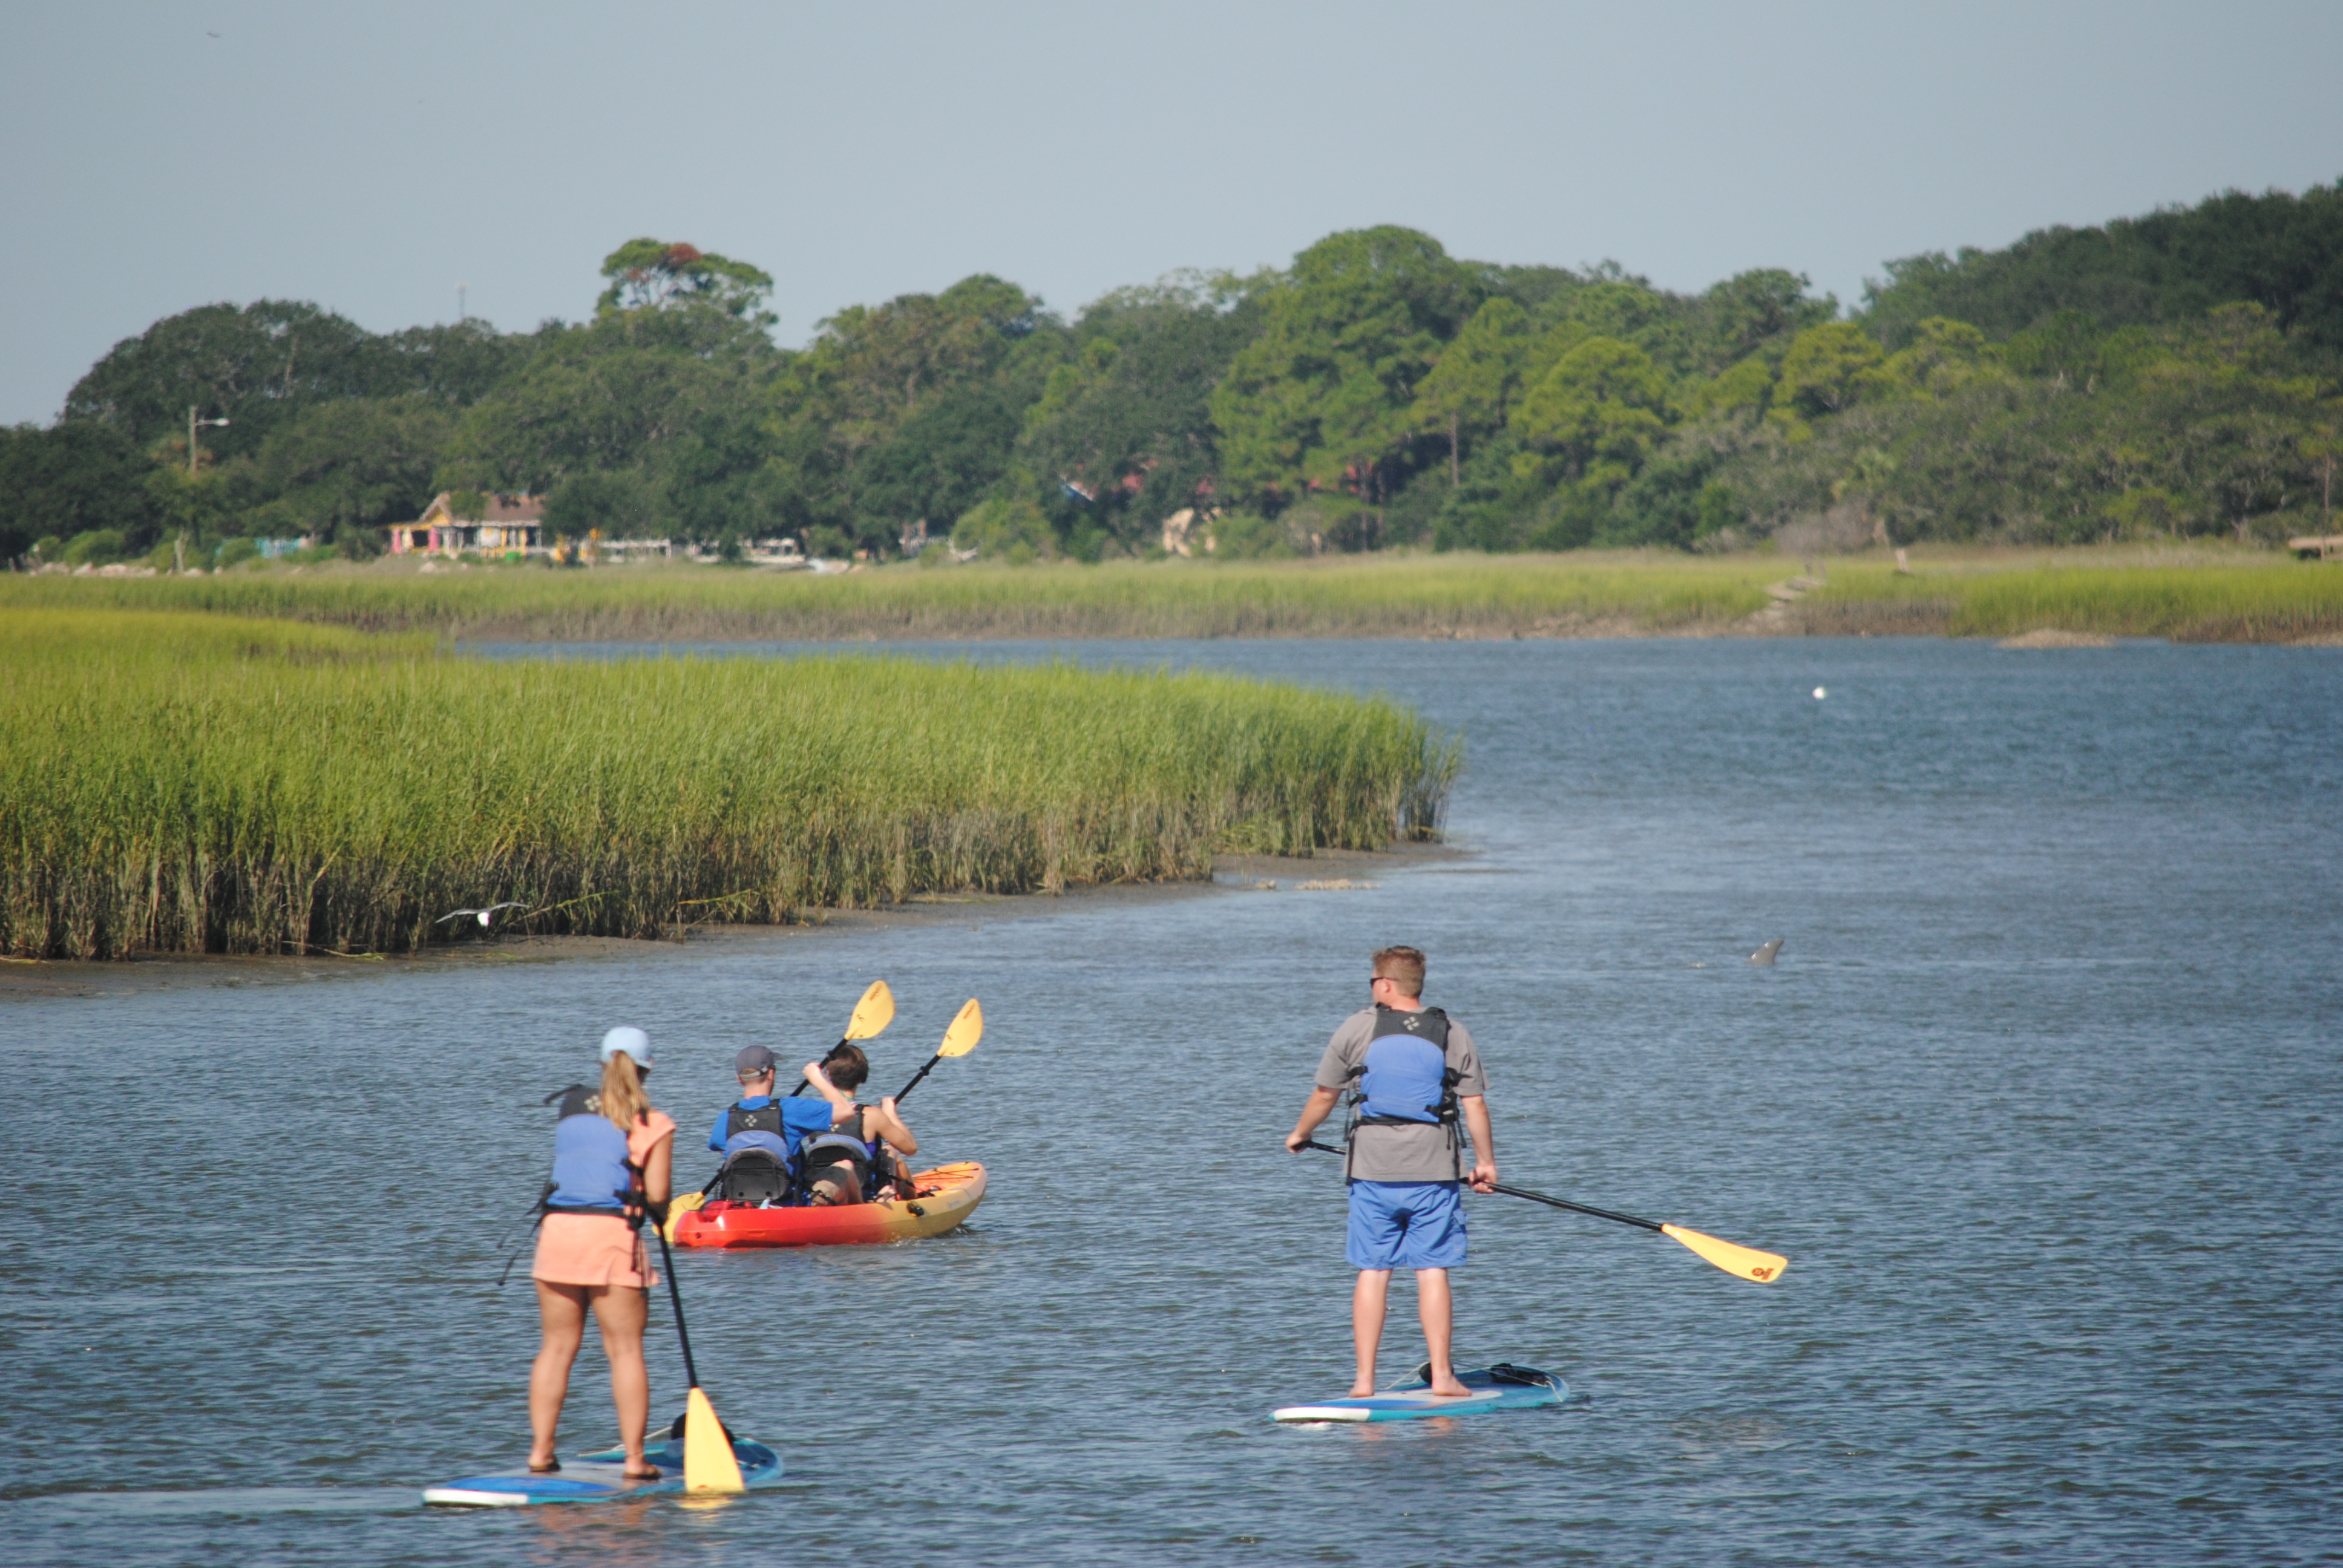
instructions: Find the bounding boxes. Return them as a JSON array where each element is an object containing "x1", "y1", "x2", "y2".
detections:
[{"x1": 435, "y1": 901, "x2": 531, "y2": 927}]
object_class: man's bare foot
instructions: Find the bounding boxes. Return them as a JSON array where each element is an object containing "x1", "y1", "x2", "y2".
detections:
[{"x1": 1427, "y1": 1378, "x2": 1473, "y2": 1397}]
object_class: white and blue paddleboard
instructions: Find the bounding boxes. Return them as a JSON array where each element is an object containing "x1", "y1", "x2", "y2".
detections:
[
  {"x1": 1274, "y1": 1363, "x2": 1565, "y2": 1423},
  {"x1": 423, "y1": 1433, "x2": 782, "y2": 1506}
]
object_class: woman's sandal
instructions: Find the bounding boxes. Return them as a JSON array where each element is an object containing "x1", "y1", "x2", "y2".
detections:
[
  {"x1": 527, "y1": 1459, "x2": 561, "y2": 1474},
  {"x1": 622, "y1": 1464, "x2": 663, "y2": 1481}
]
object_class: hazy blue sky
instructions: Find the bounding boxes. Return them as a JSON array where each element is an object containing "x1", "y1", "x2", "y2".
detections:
[{"x1": 4, "y1": 1, "x2": 2339, "y2": 425}]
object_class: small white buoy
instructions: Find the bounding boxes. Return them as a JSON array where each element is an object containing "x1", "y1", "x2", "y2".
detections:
[{"x1": 1812, "y1": 686, "x2": 1827, "y2": 700}]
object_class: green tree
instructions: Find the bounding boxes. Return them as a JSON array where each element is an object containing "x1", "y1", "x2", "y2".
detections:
[
  {"x1": 770, "y1": 276, "x2": 1063, "y2": 554},
  {"x1": 1210, "y1": 227, "x2": 1481, "y2": 511},
  {"x1": 1017, "y1": 272, "x2": 1270, "y2": 549},
  {"x1": 597, "y1": 239, "x2": 776, "y2": 324},
  {"x1": 1776, "y1": 322, "x2": 1887, "y2": 424},
  {"x1": 63, "y1": 300, "x2": 381, "y2": 458},
  {"x1": 1409, "y1": 297, "x2": 1533, "y2": 482},
  {"x1": 1865, "y1": 317, "x2": 2005, "y2": 400},
  {"x1": 0, "y1": 421, "x2": 162, "y2": 561},
  {"x1": 1509, "y1": 337, "x2": 1673, "y2": 488},
  {"x1": 237, "y1": 394, "x2": 455, "y2": 538}
]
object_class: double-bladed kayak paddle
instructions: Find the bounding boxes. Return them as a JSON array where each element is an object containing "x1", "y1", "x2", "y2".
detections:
[
  {"x1": 787, "y1": 980, "x2": 896, "y2": 1097},
  {"x1": 892, "y1": 998, "x2": 982, "y2": 1106}
]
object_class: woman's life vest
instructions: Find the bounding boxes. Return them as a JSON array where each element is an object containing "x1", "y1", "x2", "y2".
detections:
[
  {"x1": 796, "y1": 1107, "x2": 876, "y2": 1172},
  {"x1": 1344, "y1": 1006, "x2": 1464, "y2": 1178},
  {"x1": 544, "y1": 1085, "x2": 641, "y2": 1218},
  {"x1": 794, "y1": 1108, "x2": 885, "y2": 1201}
]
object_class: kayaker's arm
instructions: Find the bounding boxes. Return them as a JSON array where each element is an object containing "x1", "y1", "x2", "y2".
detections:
[
  {"x1": 803, "y1": 1060, "x2": 856, "y2": 1117},
  {"x1": 868, "y1": 1096, "x2": 917, "y2": 1156},
  {"x1": 1286, "y1": 1086, "x2": 1343, "y2": 1152}
]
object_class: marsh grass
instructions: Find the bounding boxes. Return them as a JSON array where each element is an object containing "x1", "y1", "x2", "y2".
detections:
[
  {"x1": 10, "y1": 546, "x2": 2340, "y2": 641},
  {"x1": 1, "y1": 610, "x2": 1457, "y2": 959},
  {"x1": 0, "y1": 554, "x2": 1780, "y2": 639},
  {"x1": 1803, "y1": 554, "x2": 2343, "y2": 641}
]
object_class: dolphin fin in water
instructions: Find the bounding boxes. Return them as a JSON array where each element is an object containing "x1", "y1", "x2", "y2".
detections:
[{"x1": 1749, "y1": 938, "x2": 1784, "y2": 966}]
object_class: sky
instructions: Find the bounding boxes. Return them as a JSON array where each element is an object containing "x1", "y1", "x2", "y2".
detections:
[{"x1": 4, "y1": 0, "x2": 2340, "y2": 426}]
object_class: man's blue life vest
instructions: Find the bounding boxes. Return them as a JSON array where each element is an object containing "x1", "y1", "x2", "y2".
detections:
[
  {"x1": 1354, "y1": 1005, "x2": 1458, "y2": 1125},
  {"x1": 721, "y1": 1099, "x2": 796, "y2": 1168},
  {"x1": 546, "y1": 1085, "x2": 637, "y2": 1216},
  {"x1": 1343, "y1": 1006, "x2": 1464, "y2": 1181}
]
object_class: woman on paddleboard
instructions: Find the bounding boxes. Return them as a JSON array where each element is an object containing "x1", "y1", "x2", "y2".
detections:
[{"x1": 526, "y1": 1027, "x2": 675, "y2": 1480}]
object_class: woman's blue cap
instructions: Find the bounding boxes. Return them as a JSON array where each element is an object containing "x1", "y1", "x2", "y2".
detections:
[{"x1": 599, "y1": 1026, "x2": 652, "y2": 1068}]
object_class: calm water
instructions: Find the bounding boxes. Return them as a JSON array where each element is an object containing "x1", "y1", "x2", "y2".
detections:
[{"x1": 5, "y1": 638, "x2": 2339, "y2": 1567}]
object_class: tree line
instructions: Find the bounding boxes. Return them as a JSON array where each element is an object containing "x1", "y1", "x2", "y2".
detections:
[{"x1": 7, "y1": 185, "x2": 2342, "y2": 569}]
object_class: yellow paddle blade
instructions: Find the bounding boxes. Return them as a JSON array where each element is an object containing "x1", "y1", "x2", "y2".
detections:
[
  {"x1": 938, "y1": 998, "x2": 983, "y2": 1057},
  {"x1": 681, "y1": 1386, "x2": 744, "y2": 1493},
  {"x1": 661, "y1": 1190, "x2": 707, "y2": 1244},
  {"x1": 844, "y1": 980, "x2": 895, "y2": 1042},
  {"x1": 1660, "y1": 1223, "x2": 1789, "y2": 1284}
]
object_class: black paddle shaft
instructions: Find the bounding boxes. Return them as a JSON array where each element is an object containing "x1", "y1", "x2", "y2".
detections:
[
  {"x1": 891, "y1": 1052, "x2": 945, "y2": 1105},
  {"x1": 649, "y1": 1213, "x2": 704, "y2": 1391},
  {"x1": 1489, "y1": 1182, "x2": 1664, "y2": 1234},
  {"x1": 784, "y1": 1033, "x2": 857, "y2": 1099},
  {"x1": 1295, "y1": 1140, "x2": 1665, "y2": 1235}
]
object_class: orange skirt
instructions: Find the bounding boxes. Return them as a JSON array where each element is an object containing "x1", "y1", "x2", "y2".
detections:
[{"x1": 532, "y1": 1212, "x2": 657, "y2": 1289}]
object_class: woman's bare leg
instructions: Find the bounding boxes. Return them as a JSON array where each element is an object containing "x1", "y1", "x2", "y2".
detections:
[
  {"x1": 589, "y1": 1285, "x2": 653, "y2": 1473},
  {"x1": 529, "y1": 1282, "x2": 589, "y2": 1468}
]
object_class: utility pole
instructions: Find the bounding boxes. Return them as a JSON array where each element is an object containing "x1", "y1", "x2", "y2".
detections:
[{"x1": 187, "y1": 406, "x2": 229, "y2": 476}]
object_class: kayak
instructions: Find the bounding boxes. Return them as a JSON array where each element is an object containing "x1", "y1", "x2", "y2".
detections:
[
  {"x1": 667, "y1": 1160, "x2": 986, "y2": 1249},
  {"x1": 1273, "y1": 1363, "x2": 1566, "y2": 1423},
  {"x1": 423, "y1": 1432, "x2": 782, "y2": 1506}
]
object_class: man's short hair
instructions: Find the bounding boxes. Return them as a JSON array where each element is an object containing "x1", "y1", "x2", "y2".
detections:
[
  {"x1": 823, "y1": 1043, "x2": 870, "y2": 1091},
  {"x1": 1372, "y1": 946, "x2": 1426, "y2": 996}
]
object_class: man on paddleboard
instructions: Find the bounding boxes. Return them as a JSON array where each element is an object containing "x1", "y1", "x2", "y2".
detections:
[{"x1": 1286, "y1": 946, "x2": 1496, "y2": 1399}]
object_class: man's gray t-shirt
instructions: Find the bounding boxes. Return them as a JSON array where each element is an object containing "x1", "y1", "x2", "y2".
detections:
[{"x1": 1314, "y1": 1007, "x2": 1487, "y2": 1183}]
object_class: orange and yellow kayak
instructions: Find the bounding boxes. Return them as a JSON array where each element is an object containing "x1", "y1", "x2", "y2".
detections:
[{"x1": 665, "y1": 1161, "x2": 986, "y2": 1249}]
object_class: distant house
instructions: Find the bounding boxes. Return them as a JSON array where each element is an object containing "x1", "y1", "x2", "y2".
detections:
[{"x1": 387, "y1": 492, "x2": 547, "y2": 555}]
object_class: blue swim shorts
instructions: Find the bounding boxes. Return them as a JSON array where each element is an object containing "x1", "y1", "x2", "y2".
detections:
[{"x1": 1346, "y1": 1180, "x2": 1467, "y2": 1270}]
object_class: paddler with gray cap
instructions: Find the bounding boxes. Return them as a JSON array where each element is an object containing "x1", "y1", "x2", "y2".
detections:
[{"x1": 707, "y1": 1043, "x2": 862, "y2": 1178}]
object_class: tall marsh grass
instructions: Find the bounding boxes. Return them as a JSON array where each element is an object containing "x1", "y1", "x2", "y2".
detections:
[
  {"x1": 9, "y1": 546, "x2": 2339, "y2": 641},
  {"x1": 1802, "y1": 556, "x2": 2343, "y2": 641},
  {"x1": 0, "y1": 554, "x2": 1778, "y2": 639},
  {"x1": 0, "y1": 610, "x2": 1457, "y2": 959}
]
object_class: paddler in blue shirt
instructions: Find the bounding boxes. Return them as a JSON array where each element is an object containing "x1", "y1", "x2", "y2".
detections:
[
  {"x1": 710, "y1": 1045, "x2": 856, "y2": 1174},
  {"x1": 1285, "y1": 945, "x2": 1496, "y2": 1399}
]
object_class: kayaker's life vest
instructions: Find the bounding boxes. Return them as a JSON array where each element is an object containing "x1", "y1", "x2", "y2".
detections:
[
  {"x1": 794, "y1": 1108, "x2": 881, "y2": 1202},
  {"x1": 721, "y1": 1098, "x2": 795, "y2": 1165},
  {"x1": 543, "y1": 1085, "x2": 643, "y2": 1220},
  {"x1": 1343, "y1": 1006, "x2": 1464, "y2": 1179}
]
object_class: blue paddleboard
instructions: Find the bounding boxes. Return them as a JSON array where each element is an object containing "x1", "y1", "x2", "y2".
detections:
[
  {"x1": 1273, "y1": 1363, "x2": 1565, "y2": 1423},
  {"x1": 422, "y1": 1434, "x2": 781, "y2": 1506}
]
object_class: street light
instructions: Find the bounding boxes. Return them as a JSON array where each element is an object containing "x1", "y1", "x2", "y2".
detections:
[{"x1": 188, "y1": 405, "x2": 229, "y2": 476}]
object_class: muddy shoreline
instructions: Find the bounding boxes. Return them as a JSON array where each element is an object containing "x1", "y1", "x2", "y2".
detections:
[{"x1": 0, "y1": 840, "x2": 1465, "y2": 1001}]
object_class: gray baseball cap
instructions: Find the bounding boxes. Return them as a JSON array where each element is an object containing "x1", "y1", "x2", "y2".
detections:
[{"x1": 735, "y1": 1045, "x2": 777, "y2": 1076}]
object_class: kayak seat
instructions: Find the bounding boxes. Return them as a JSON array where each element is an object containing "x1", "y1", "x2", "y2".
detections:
[{"x1": 710, "y1": 1148, "x2": 792, "y2": 1206}]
